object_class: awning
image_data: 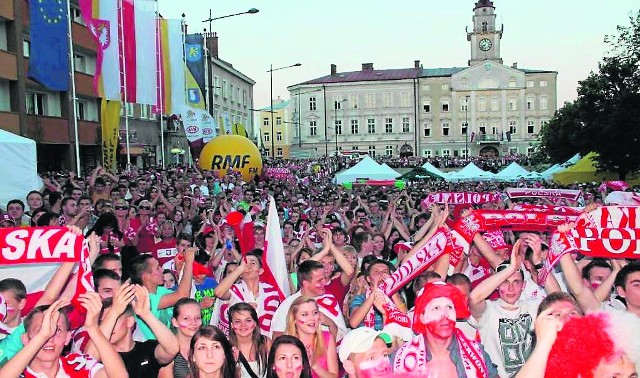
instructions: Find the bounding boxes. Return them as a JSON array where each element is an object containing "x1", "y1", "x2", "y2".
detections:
[{"x1": 120, "y1": 145, "x2": 145, "y2": 155}]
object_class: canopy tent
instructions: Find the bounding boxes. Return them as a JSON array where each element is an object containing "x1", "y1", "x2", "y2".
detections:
[
  {"x1": 553, "y1": 152, "x2": 625, "y2": 184},
  {"x1": 421, "y1": 162, "x2": 448, "y2": 179},
  {"x1": 494, "y1": 162, "x2": 531, "y2": 181},
  {"x1": 398, "y1": 167, "x2": 444, "y2": 181},
  {"x1": 447, "y1": 162, "x2": 495, "y2": 182},
  {"x1": 334, "y1": 156, "x2": 399, "y2": 184},
  {"x1": 0, "y1": 129, "x2": 41, "y2": 210},
  {"x1": 380, "y1": 163, "x2": 401, "y2": 177},
  {"x1": 540, "y1": 163, "x2": 562, "y2": 180}
]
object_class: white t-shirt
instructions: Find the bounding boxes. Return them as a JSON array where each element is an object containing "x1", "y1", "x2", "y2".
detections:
[
  {"x1": 228, "y1": 281, "x2": 281, "y2": 338},
  {"x1": 469, "y1": 298, "x2": 540, "y2": 378},
  {"x1": 270, "y1": 291, "x2": 348, "y2": 341}
]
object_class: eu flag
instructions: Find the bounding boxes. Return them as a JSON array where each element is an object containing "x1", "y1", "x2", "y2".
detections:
[{"x1": 28, "y1": 0, "x2": 70, "y2": 91}]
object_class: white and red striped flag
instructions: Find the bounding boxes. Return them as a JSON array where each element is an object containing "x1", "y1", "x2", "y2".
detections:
[
  {"x1": 261, "y1": 197, "x2": 291, "y2": 301},
  {"x1": 119, "y1": 0, "x2": 157, "y2": 105}
]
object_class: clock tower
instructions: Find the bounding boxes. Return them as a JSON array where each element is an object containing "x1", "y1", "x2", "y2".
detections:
[{"x1": 467, "y1": 0, "x2": 503, "y2": 66}]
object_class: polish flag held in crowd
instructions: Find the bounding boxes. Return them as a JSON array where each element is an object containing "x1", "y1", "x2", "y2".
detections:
[{"x1": 261, "y1": 197, "x2": 291, "y2": 301}]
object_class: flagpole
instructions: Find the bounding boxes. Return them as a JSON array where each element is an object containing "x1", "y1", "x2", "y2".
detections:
[
  {"x1": 66, "y1": 0, "x2": 81, "y2": 176},
  {"x1": 118, "y1": 0, "x2": 131, "y2": 170},
  {"x1": 155, "y1": 2, "x2": 165, "y2": 169},
  {"x1": 181, "y1": 15, "x2": 191, "y2": 167}
]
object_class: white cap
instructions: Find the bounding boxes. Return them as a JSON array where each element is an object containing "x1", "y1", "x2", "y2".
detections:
[{"x1": 338, "y1": 327, "x2": 391, "y2": 363}]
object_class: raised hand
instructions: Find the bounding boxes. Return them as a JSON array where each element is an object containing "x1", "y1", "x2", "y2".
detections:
[
  {"x1": 78, "y1": 292, "x2": 103, "y2": 330},
  {"x1": 36, "y1": 298, "x2": 71, "y2": 341},
  {"x1": 132, "y1": 285, "x2": 151, "y2": 317}
]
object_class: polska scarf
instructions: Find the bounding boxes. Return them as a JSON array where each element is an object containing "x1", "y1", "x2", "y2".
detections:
[
  {"x1": 505, "y1": 188, "x2": 582, "y2": 201},
  {"x1": 421, "y1": 192, "x2": 501, "y2": 209}
]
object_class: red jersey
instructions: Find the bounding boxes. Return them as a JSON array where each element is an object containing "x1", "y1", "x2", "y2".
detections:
[
  {"x1": 23, "y1": 353, "x2": 103, "y2": 378},
  {"x1": 152, "y1": 239, "x2": 178, "y2": 269}
]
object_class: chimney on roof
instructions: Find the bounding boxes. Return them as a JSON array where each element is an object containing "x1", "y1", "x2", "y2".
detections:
[
  {"x1": 512, "y1": 62, "x2": 518, "y2": 69},
  {"x1": 414, "y1": 60, "x2": 420, "y2": 69},
  {"x1": 330, "y1": 64, "x2": 337, "y2": 76},
  {"x1": 205, "y1": 32, "x2": 219, "y2": 58},
  {"x1": 362, "y1": 63, "x2": 374, "y2": 71}
]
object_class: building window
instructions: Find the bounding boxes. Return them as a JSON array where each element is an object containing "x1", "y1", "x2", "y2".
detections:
[
  {"x1": 526, "y1": 96, "x2": 535, "y2": 110},
  {"x1": 527, "y1": 80, "x2": 534, "y2": 88},
  {"x1": 307, "y1": 120, "x2": 316, "y2": 136},
  {"x1": 235, "y1": 88, "x2": 240, "y2": 105},
  {"x1": 400, "y1": 92, "x2": 410, "y2": 107},
  {"x1": 140, "y1": 104, "x2": 149, "y2": 119},
  {"x1": 385, "y1": 118, "x2": 393, "y2": 133},
  {"x1": 352, "y1": 146, "x2": 359, "y2": 151},
  {"x1": 76, "y1": 101, "x2": 86, "y2": 120},
  {"x1": 276, "y1": 117, "x2": 282, "y2": 126},
  {"x1": 365, "y1": 93, "x2": 375, "y2": 108},
  {"x1": 540, "y1": 80, "x2": 548, "y2": 87},
  {"x1": 508, "y1": 98, "x2": 517, "y2": 111},
  {"x1": 242, "y1": 90, "x2": 246, "y2": 106},
  {"x1": 349, "y1": 94, "x2": 358, "y2": 109},
  {"x1": 441, "y1": 84, "x2": 449, "y2": 91},
  {"x1": 383, "y1": 93, "x2": 392, "y2": 107},
  {"x1": 229, "y1": 84, "x2": 234, "y2": 102},
  {"x1": 481, "y1": 21, "x2": 488, "y2": 32},
  {"x1": 334, "y1": 99, "x2": 345, "y2": 110},
  {"x1": 71, "y1": 6, "x2": 85, "y2": 25},
  {"x1": 491, "y1": 120, "x2": 499, "y2": 135},
  {"x1": 527, "y1": 120, "x2": 535, "y2": 134},
  {"x1": 402, "y1": 117, "x2": 410, "y2": 133},
  {"x1": 423, "y1": 101, "x2": 431, "y2": 113},
  {"x1": 222, "y1": 80, "x2": 228, "y2": 98},
  {"x1": 367, "y1": 119, "x2": 375, "y2": 134},
  {"x1": 441, "y1": 149, "x2": 451, "y2": 157},
  {"x1": 423, "y1": 149, "x2": 432, "y2": 158},
  {"x1": 276, "y1": 132, "x2": 282, "y2": 141},
  {"x1": 265, "y1": 149, "x2": 270, "y2": 156},
  {"x1": 263, "y1": 118, "x2": 269, "y2": 126},
  {"x1": 540, "y1": 96, "x2": 548, "y2": 110},
  {"x1": 264, "y1": 132, "x2": 270, "y2": 142},
  {"x1": 385, "y1": 145, "x2": 393, "y2": 156},
  {"x1": 442, "y1": 100, "x2": 449, "y2": 112},
  {"x1": 277, "y1": 148, "x2": 283, "y2": 157},
  {"x1": 461, "y1": 122, "x2": 468, "y2": 135},
  {"x1": 509, "y1": 147, "x2": 518, "y2": 154},
  {"x1": 442, "y1": 122, "x2": 450, "y2": 136},
  {"x1": 509, "y1": 120, "x2": 517, "y2": 134},
  {"x1": 423, "y1": 123, "x2": 431, "y2": 137},
  {"x1": 461, "y1": 99, "x2": 469, "y2": 112},
  {"x1": 351, "y1": 119, "x2": 359, "y2": 134},
  {"x1": 126, "y1": 103, "x2": 134, "y2": 117},
  {"x1": 335, "y1": 120, "x2": 342, "y2": 135},
  {"x1": 23, "y1": 39, "x2": 30, "y2": 57},
  {"x1": 479, "y1": 122, "x2": 486, "y2": 135},
  {"x1": 422, "y1": 84, "x2": 430, "y2": 91},
  {"x1": 491, "y1": 97, "x2": 499, "y2": 111},
  {"x1": 368, "y1": 145, "x2": 376, "y2": 157},
  {"x1": 74, "y1": 53, "x2": 86, "y2": 73},
  {"x1": 478, "y1": 97, "x2": 486, "y2": 112},
  {"x1": 527, "y1": 146, "x2": 535, "y2": 156},
  {"x1": 214, "y1": 76, "x2": 220, "y2": 96},
  {"x1": 309, "y1": 97, "x2": 316, "y2": 111},
  {"x1": 508, "y1": 78, "x2": 517, "y2": 88}
]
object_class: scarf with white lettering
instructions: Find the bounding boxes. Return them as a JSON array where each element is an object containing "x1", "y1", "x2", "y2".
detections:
[
  {"x1": 537, "y1": 206, "x2": 640, "y2": 285},
  {"x1": 393, "y1": 331, "x2": 487, "y2": 377},
  {"x1": 0, "y1": 227, "x2": 94, "y2": 313},
  {"x1": 505, "y1": 187, "x2": 582, "y2": 201},
  {"x1": 421, "y1": 192, "x2": 501, "y2": 209}
]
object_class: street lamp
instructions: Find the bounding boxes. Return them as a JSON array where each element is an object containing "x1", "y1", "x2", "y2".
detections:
[
  {"x1": 465, "y1": 95, "x2": 470, "y2": 159},
  {"x1": 202, "y1": 8, "x2": 259, "y2": 32},
  {"x1": 268, "y1": 63, "x2": 301, "y2": 158},
  {"x1": 334, "y1": 98, "x2": 347, "y2": 155}
]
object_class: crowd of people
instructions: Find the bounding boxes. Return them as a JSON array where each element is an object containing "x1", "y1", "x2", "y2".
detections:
[{"x1": 0, "y1": 155, "x2": 639, "y2": 378}]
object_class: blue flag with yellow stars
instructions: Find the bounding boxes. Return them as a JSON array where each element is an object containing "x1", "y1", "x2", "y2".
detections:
[{"x1": 28, "y1": 0, "x2": 70, "y2": 91}]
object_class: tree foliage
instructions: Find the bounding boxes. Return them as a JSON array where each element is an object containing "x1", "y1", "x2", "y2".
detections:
[{"x1": 539, "y1": 10, "x2": 640, "y2": 179}]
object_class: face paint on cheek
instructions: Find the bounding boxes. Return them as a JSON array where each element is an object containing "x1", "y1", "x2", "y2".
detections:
[
  {"x1": 295, "y1": 365, "x2": 302, "y2": 371},
  {"x1": 425, "y1": 318, "x2": 456, "y2": 339},
  {"x1": 358, "y1": 357, "x2": 392, "y2": 378}
]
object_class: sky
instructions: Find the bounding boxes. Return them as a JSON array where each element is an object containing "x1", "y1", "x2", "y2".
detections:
[{"x1": 158, "y1": 0, "x2": 639, "y2": 110}]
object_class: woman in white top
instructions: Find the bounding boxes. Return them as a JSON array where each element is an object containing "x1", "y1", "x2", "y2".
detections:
[{"x1": 228, "y1": 302, "x2": 272, "y2": 378}]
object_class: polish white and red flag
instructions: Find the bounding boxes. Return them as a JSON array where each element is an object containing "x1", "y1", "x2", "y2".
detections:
[{"x1": 261, "y1": 197, "x2": 291, "y2": 301}]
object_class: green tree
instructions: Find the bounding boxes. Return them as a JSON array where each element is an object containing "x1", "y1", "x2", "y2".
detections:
[{"x1": 539, "y1": 11, "x2": 640, "y2": 179}]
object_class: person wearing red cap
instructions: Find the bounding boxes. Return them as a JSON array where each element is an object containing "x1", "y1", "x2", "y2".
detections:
[{"x1": 394, "y1": 281, "x2": 498, "y2": 377}]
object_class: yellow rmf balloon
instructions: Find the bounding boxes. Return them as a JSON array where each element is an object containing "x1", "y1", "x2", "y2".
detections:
[{"x1": 198, "y1": 135, "x2": 263, "y2": 181}]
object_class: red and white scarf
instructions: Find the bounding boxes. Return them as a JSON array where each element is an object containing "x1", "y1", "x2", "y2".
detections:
[
  {"x1": 421, "y1": 192, "x2": 501, "y2": 209},
  {"x1": 537, "y1": 206, "x2": 640, "y2": 284},
  {"x1": 228, "y1": 281, "x2": 281, "y2": 337},
  {"x1": 505, "y1": 187, "x2": 582, "y2": 201},
  {"x1": 0, "y1": 227, "x2": 94, "y2": 313},
  {"x1": 393, "y1": 331, "x2": 488, "y2": 377}
]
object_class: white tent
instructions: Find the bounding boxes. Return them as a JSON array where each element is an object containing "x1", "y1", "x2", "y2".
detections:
[
  {"x1": 334, "y1": 156, "x2": 399, "y2": 184},
  {"x1": 421, "y1": 162, "x2": 448, "y2": 179},
  {"x1": 494, "y1": 162, "x2": 531, "y2": 181},
  {"x1": 447, "y1": 162, "x2": 495, "y2": 182},
  {"x1": 0, "y1": 129, "x2": 41, "y2": 210},
  {"x1": 380, "y1": 163, "x2": 400, "y2": 177}
]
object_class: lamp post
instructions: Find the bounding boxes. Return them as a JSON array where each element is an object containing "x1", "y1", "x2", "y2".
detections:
[
  {"x1": 465, "y1": 95, "x2": 470, "y2": 160},
  {"x1": 268, "y1": 63, "x2": 301, "y2": 158},
  {"x1": 202, "y1": 8, "x2": 259, "y2": 32},
  {"x1": 333, "y1": 98, "x2": 347, "y2": 155}
]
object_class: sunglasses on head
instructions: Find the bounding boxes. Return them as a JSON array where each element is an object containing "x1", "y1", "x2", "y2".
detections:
[
  {"x1": 140, "y1": 205, "x2": 152, "y2": 210},
  {"x1": 115, "y1": 206, "x2": 129, "y2": 210}
]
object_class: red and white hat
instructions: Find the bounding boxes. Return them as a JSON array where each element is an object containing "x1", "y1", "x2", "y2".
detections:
[
  {"x1": 412, "y1": 281, "x2": 470, "y2": 334},
  {"x1": 393, "y1": 241, "x2": 413, "y2": 255}
]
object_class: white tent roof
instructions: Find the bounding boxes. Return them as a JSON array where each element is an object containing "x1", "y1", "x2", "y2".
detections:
[
  {"x1": 494, "y1": 162, "x2": 530, "y2": 181},
  {"x1": 0, "y1": 129, "x2": 41, "y2": 210},
  {"x1": 447, "y1": 162, "x2": 495, "y2": 182},
  {"x1": 334, "y1": 156, "x2": 399, "y2": 184},
  {"x1": 380, "y1": 163, "x2": 400, "y2": 176},
  {"x1": 421, "y1": 162, "x2": 448, "y2": 179}
]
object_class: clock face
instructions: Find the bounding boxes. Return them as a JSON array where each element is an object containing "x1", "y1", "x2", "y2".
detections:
[{"x1": 479, "y1": 38, "x2": 492, "y2": 52}]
